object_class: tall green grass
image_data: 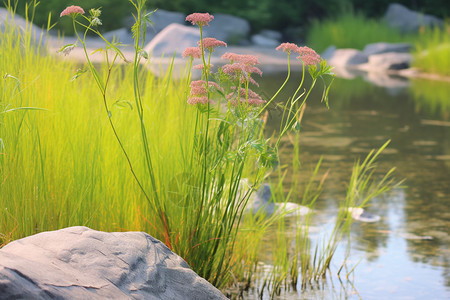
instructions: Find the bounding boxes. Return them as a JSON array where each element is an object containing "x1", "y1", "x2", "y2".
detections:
[{"x1": 412, "y1": 23, "x2": 450, "y2": 76}]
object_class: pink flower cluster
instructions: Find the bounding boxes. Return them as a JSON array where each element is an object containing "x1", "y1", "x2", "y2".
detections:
[
  {"x1": 221, "y1": 52, "x2": 263, "y2": 82},
  {"x1": 276, "y1": 42, "x2": 321, "y2": 66},
  {"x1": 228, "y1": 87, "x2": 266, "y2": 106},
  {"x1": 275, "y1": 42, "x2": 300, "y2": 54},
  {"x1": 182, "y1": 38, "x2": 226, "y2": 61},
  {"x1": 182, "y1": 47, "x2": 202, "y2": 59},
  {"x1": 187, "y1": 80, "x2": 221, "y2": 105},
  {"x1": 60, "y1": 5, "x2": 85, "y2": 17},
  {"x1": 186, "y1": 13, "x2": 214, "y2": 26},
  {"x1": 193, "y1": 64, "x2": 214, "y2": 70},
  {"x1": 198, "y1": 38, "x2": 227, "y2": 51},
  {"x1": 297, "y1": 46, "x2": 321, "y2": 66}
]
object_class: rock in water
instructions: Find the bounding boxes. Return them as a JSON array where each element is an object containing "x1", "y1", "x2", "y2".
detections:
[
  {"x1": 248, "y1": 183, "x2": 311, "y2": 217},
  {"x1": 0, "y1": 226, "x2": 227, "y2": 300},
  {"x1": 348, "y1": 207, "x2": 381, "y2": 223}
]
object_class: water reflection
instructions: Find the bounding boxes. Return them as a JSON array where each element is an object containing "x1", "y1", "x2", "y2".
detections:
[{"x1": 246, "y1": 73, "x2": 450, "y2": 299}]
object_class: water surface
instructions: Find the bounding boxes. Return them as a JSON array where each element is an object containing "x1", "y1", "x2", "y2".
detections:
[{"x1": 242, "y1": 72, "x2": 449, "y2": 299}]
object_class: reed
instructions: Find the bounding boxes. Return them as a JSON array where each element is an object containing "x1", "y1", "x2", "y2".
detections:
[{"x1": 254, "y1": 140, "x2": 401, "y2": 296}]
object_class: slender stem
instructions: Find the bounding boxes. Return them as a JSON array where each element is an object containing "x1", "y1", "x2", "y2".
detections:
[{"x1": 257, "y1": 53, "x2": 291, "y2": 116}]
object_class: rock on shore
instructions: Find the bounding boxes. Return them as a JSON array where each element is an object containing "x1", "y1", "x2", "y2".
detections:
[{"x1": 0, "y1": 226, "x2": 227, "y2": 300}]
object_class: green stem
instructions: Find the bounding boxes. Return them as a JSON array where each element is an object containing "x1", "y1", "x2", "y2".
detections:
[{"x1": 257, "y1": 53, "x2": 291, "y2": 116}]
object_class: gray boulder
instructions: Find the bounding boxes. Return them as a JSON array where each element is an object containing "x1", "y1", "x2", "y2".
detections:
[
  {"x1": 203, "y1": 13, "x2": 250, "y2": 44},
  {"x1": 259, "y1": 29, "x2": 282, "y2": 41},
  {"x1": 125, "y1": 9, "x2": 186, "y2": 42},
  {"x1": 384, "y1": 3, "x2": 443, "y2": 33},
  {"x1": 363, "y1": 42, "x2": 412, "y2": 56},
  {"x1": 144, "y1": 23, "x2": 200, "y2": 58},
  {"x1": 0, "y1": 7, "x2": 47, "y2": 48},
  {"x1": 366, "y1": 52, "x2": 412, "y2": 70},
  {"x1": 251, "y1": 34, "x2": 279, "y2": 47},
  {"x1": 0, "y1": 226, "x2": 227, "y2": 300},
  {"x1": 326, "y1": 48, "x2": 368, "y2": 67},
  {"x1": 103, "y1": 28, "x2": 134, "y2": 45}
]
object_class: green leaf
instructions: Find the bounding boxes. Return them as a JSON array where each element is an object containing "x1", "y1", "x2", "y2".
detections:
[
  {"x1": 113, "y1": 99, "x2": 133, "y2": 110},
  {"x1": 57, "y1": 43, "x2": 77, "y2": 55},
  {"x1": 1, "y1": 107, "x2": 48, "y2": 114},
  {"x1": 71, "y1": 69, "x2": 87, "y2": 82}
]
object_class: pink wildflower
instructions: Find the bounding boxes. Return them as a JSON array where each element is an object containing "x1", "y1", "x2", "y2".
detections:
[
  {"x1": 60, "y1": 5, "x2": 85, "y2": 17},
  {"x1": 208, "y1": 81, "x2": 221, "y2": 90},
  {"x1": 187, "y1": 96, "x2": 210, "y2": 105},
  {"x1": 228, "y1": 87, "x2": 265, "y2": 106},
  {"x1": 189, "y1": 80, "x2": 221, "y2": 95},
  {"x1": 198, "y1": 38, "x2": 227, "y2": 51},
  {"x1": 222, "y1": 63, "x2": 243, "y2": 75},
  {"x1": 186, "y1": 13, "x2": 214, "y2": 26},
  {"x1": 244, "y1": 76, "x2": 259, "y2": 87},
  {"x1": 182, "y1": 47, "x2": 202, "y2": 59},
  {"x1": 190, "y1": 80, "x2": 208, "y2": 95},
  {"x1": 247, "y1": 98, "x2": 266, "y2": 105},
  {"x1": 193, "y1": 64, "x2": 205, "y2": 70},
  {"x1": 276, "y1": 42, "x2": 300, "y2": 54},
  {"x1": 228, "y1": 96, "x2": 266, "y2": 106},
  {"x1": 242, "y1": 65, "x2": 263, "y2": 76},
  {"x1": 222, "y1": 63, "x2": 262, "y2": 76},
  {"x1": 231, "y1": 87, "x2": 263, "y2": 100},
  {"x1": 296, "y1": 46, "x2": 321, "y2": 66},
  {"x1": 221, "y1": 53, "x2": 260, "y2": 66}
]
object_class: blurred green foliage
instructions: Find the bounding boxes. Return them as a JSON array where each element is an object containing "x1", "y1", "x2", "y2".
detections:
[
  {"x1": 1, "y1": 0, "x2": 448, "y2": 35},
  {"x1": 1, "y1": 0, "x2": 132, "y2": 35}
]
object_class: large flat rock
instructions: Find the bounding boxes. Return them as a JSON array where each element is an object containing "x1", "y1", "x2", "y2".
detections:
[{"x1": 0, "y1": 226, "x2": 226, "y2": 300}]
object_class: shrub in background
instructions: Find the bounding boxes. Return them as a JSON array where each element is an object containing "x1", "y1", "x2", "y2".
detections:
[
  {"x1": 1, "y1": 0, "x2": 131, "y2": 35},
  {"x1": 2, "y1": 0, "x2": 448, "y2": 37}
]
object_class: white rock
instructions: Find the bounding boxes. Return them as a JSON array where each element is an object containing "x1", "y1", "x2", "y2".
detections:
[
  {"x1": 326, "y1": 49, "x2": 368, "y2": 67},
  {"x1": 348, "y1": 207, "x2": 381, "y2": 223},
  {"x1": 144, "y1": 23, "x2": 200, "y2": 58}
]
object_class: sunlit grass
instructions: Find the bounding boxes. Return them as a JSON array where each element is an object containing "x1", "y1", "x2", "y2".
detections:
[{"x1": 412, "y1": 23, "x2": 450, "y2": 76}]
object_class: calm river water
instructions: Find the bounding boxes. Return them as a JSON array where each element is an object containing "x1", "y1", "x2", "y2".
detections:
[{"x1": 242, "y1": 72, "x2": 449, "y2": 299}]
